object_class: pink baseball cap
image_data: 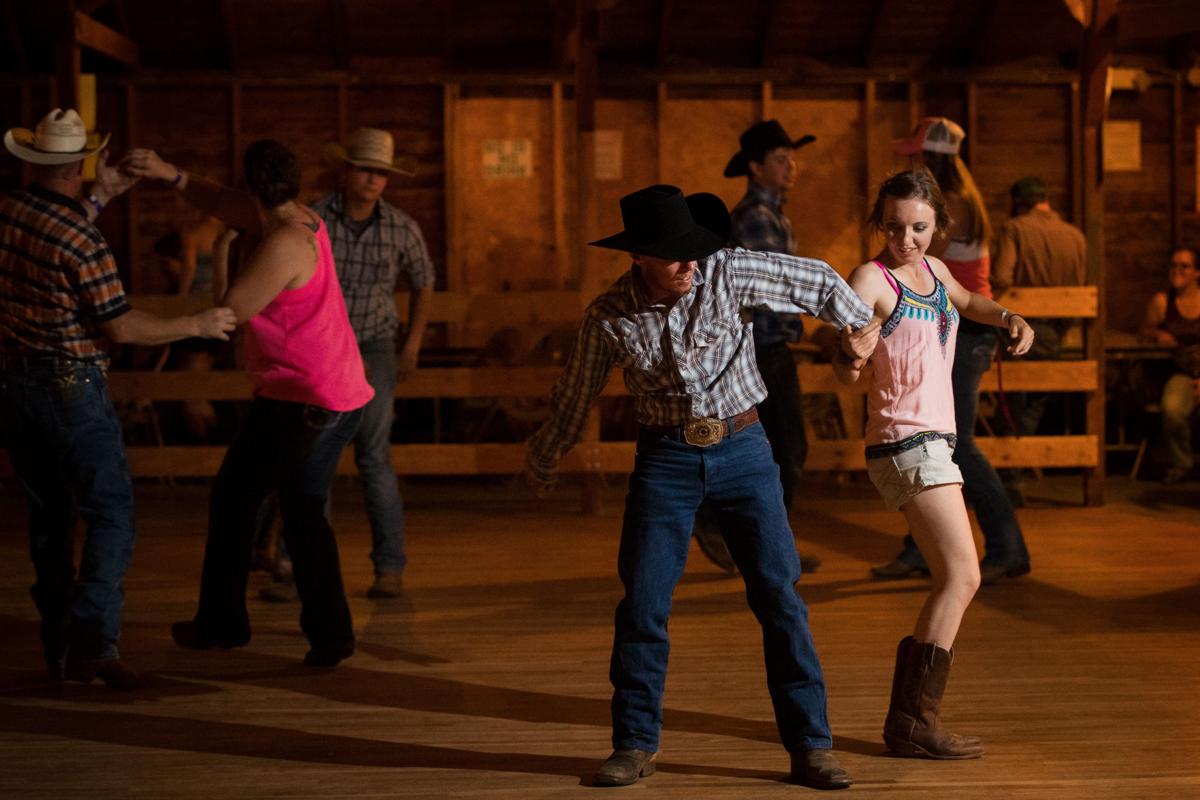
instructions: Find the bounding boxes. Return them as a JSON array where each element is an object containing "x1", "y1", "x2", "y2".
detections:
[{"x1": 892, "y1": 117, "x2": 965, "y2": 156}]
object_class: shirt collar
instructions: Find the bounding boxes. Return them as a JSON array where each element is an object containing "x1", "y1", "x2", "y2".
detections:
[
  {"x1": 746, "y1": 180, "x2": 786, "y2": 211},
  {"x1": 28, "y1": 184, "x2": 88, "y2": 219},
  {"x1": 332, "y1": 191, "x2": 384, "y2": 224}
]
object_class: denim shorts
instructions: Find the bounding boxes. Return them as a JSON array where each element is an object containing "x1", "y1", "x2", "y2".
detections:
[{"x1": 866, "y1": 436, "x2": 963, "y2": 511}]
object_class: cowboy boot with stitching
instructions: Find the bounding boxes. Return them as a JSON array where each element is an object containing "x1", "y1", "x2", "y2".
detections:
[
  {"x1": 883, "y1": 636, "x2": 984, "y2": 759},
  {"x1": 593, "y1": 749, "x2": 658, "y2": 786}
]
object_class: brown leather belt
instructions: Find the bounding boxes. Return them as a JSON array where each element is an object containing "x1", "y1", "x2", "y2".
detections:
[{"x1": 642, "y1": 407, "x2": 759, "y2": 447}]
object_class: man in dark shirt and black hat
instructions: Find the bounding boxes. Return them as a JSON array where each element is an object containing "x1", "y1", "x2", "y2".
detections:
[{"x1": 692, "y1": 120, "x2": 822, "y2": 575}]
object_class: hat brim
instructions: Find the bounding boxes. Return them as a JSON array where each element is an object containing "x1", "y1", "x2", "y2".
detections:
[
  {"x1": 891, "y1": 136, "x2": 959, "y2": 156},
  {"x1": 723, "y1": 134, "x2": 817, "y2": 178},
  {"x1": 588, "y1": 192, "x2": 729, "y2": 261},
  {"x1": 3, "y1": 129, "x2": 110, "y2": 165},
  {"x1": 323, "y1": 142, "x2": 418, "y2": 176}
]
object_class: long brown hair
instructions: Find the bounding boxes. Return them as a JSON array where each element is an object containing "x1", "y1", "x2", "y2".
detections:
[{"x1": 922, "y1": 150, "x2": 990, "y2": 244}]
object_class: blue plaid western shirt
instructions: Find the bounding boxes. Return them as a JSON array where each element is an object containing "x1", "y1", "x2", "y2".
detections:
[
  {"x1": 311, "y1": 192, "x2": 434, "y2": 344},
  {"x1": 731, "y1": 181, "x2": 806, "y2": 346},
  {"x1": 526, "y1": 247, "x2": 872, "y2": 482}
]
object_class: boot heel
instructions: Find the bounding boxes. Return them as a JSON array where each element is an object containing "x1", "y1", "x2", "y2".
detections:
[
  {"x1": 640, "y1": 762, "x2": 656, "y2": 777},
  {"x1": 883, "y1": 734, "x2": 926, "y2": 758}
]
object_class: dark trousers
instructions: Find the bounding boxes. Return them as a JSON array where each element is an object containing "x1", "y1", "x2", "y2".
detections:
[
  {"x1": 754, "y1": 340, "x2": 808, "y2": 511},
  {"x1": 612, "y1": 421, "x2": 832, "y2": 753},
  {"x1": 1, "y1": 363, "x2": 135, "y2": 665},
  {"x1": 194, "y1": 397, "x2": 362, "y2": 648},
  {"x1": 898, "y1": 320, "x2": 1030, "y2": 568}
]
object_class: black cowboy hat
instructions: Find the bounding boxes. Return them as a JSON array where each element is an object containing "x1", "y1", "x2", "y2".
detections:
[
  {"x1": 589, "y1": 184, "x2": 730, "y2": 261},
  {"x1": 723, "y1": 119, "x2": 816, "y2": 178}
]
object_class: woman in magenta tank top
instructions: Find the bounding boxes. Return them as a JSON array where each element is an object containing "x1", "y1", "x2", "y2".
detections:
[
  {"x1": 170, "y1": 140, "x2": 372, "y2": 668},
  {"x1": 835, "y1": 169, "x2": 1034, "y2": 760}
]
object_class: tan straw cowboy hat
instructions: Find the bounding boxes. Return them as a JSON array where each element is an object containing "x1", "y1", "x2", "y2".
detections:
[
  {"x1": 4, "y1": 108, "x2": 111, "y2": 165},
  {"x1": 323, "y1": 127, "x2": 417, "y2": 176}
]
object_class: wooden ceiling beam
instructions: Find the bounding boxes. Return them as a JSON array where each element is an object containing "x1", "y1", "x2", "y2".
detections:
[
  {"x1": 76, "y1": 0, "x2": 111, "y2": 15},
  {"x1": 220, "y1": 0, "x2": 238, "y2": 71},
  {"x1": 1118, "y1": 0, "x2": 1200, "y2": 40},
  {"x1": 757, "y1": 0, "x2": 781, "y2": 69},
  {"x1": 552, "y1": 0, "x2": 579, "y2": 69},
  {"x1": 656, "y1": 0, "x2": 675, "y2": 69},
  {"x1": 968, "y1": 0, "x2": 1005, "y2": 67},
  {"x1": 74, "y1": 8, "x2": 138, "y2": 65},
  {"x1": 864, "y1": 0, "x2": 894, "y2": 70},
  {"x1": 328, "y1": 0, "x2": 350, "y2": 70}
]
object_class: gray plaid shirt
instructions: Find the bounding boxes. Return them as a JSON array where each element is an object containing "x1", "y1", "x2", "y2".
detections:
[
  {"x1": 526, "y1": 247, "x2": 871, "y2": 481},
  {"x1": 311, "y1": 192, "x2": 434, "y2": 343}
]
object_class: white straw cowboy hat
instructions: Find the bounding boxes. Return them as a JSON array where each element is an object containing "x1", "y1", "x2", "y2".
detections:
[
  {"x1": 3, "y1": 108, "x2": 110, "y2": 165},
  {"x1": 323, "y1": 127, "x2": 417, "y2": 176}
]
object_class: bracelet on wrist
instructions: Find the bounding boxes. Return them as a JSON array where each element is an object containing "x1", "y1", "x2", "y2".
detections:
[
  {"x1": 85, "y1": 193, "x2": 104, "y2": 215},
  {"x1": 170, "y1": 169, "x2": 183, "y2": 187}
]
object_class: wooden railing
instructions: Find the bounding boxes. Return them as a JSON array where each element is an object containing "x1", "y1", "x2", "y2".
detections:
[{"x1": 2, "y1": 286, "x2": 1105, "y2": 504}]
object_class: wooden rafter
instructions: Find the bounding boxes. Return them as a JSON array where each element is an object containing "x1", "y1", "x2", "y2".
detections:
[
  {"x1": 967, "y1": 0, "x2": 1004, "y2": 67},
  {"x1": 74, "y1": 8, "x2": 138, "y2": 65},
  {"x1": 863, "y1": 0, "x2": 893, "y2": 70},
  {"x1": 1117, "y1": 0, "x2": 1200, "y2": 40},
  {"x1": 757, "y1": 0, "x2": 781, "y2": 69},
  {"x1": 552, "y1": 0, "x2": 578, "y2": 69},
  {"x1": 220, "y1": 0, "x2": 238, "y2": 71},
  {"x1": 656, "y1": 0, "x2": 675, "y2": 68},
  {"x1": 328, "y1": 0, "x2": 350, "y2": 69}
]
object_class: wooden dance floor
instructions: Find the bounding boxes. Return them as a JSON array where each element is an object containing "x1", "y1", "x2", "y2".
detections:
[{"x1": 1, "y1": 476, "x2": 1197, "y2": 798}]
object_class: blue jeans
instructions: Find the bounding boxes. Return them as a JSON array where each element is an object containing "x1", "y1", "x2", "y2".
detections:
[
  {"x1": 612, "y1": 421, "x2": 832, "y2": 753},
  {"x1": 897, "y1": 320, "x2": 1030, "y2": 568},
  {"x1": 194, "y1": 397, "x2": 362, "y2": 648},
  {"x1": 354, "y1": 339, "x2": 406, "y2": 574},
  {"x1": 1161, "y1": 372, "x2": 1199, "y2": 470},
  {"x1": 0, "y1": 363, "x2": 134, "y2": 664}
]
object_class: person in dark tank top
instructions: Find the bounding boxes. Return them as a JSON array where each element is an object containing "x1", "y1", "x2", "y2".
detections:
[{"x1": 1140, "y1": 247, "x2": 1200, "y2": 483}]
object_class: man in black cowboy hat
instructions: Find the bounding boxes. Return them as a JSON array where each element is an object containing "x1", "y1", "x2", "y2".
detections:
[
  {"x1": 692, "y1": 119, "x2": 821, "y2": 576},
  {"x1": 525, "y1": 184, "x2": 879, "y2": 789}
]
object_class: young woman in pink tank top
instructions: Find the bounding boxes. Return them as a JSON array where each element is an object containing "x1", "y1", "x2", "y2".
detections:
[
  {"x1": 167, "y1": 140, "x2": 372, "y2": 669},
  {"x1": 835, "y1": 169, "x2": 1034, "y2": 761}
]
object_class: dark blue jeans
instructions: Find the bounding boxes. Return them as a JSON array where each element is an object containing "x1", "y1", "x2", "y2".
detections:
[
  {"x1": 354, "y1": 338, "x2": 406, "y2": 574},
  {"x1": 193, "y1": 397, "x2": 362, "y2": 648},
  {"x1": 897, "y1": 320, "x2": 1031, "y2": 568},
  {"x1": 755, "y1": 340, "x2": 808, "y2": 511},
  {"x1": 612, "y1": 421, "x2": 832, "y2": 753},
  {"x1": 273, "y1": 339, "x2": 407, "y2": 574},
  {"x1": 0, "y1": 363, "x2": 134, "y2": 664}
]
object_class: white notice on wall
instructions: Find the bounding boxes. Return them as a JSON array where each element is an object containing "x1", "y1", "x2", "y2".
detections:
[
  {"x1": 482, "y1": 139, "x2": 533, "y2": 178},
  {"x1": 594, "y1": 130, "x2": 623, "y2": 181},
  {"x1": 1103, "y1": 120, "x2": 1141, "y2": 172}
]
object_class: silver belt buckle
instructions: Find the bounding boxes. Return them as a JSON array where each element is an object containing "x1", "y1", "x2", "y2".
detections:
[{"x1": 683, "y1": 417, "x2": 725, "y2": 447}]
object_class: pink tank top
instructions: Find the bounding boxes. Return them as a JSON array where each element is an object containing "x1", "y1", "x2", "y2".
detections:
[
  {"x1": 864, "y1": 259, "x2": 959, "y2": 447},
  {"x1": 244, "y1": 218, "x2": 374, "y2": 412}
]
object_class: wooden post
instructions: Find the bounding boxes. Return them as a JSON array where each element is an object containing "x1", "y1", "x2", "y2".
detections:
[
  {"x1": 965, "y1": 81, "x2": 978, "y2": 170},
  {"x1": 1170, "y1": 73, "x2": 1183, "y2": 246},
  {"x1": 228, "y1": 81, "x2": 242, "y2": 184},
  {"x1": 656, "y1": 82, "x2": 668, "y2": 183},
  {"x1": 443, "y1": 83, "x2": 462, "y2": 293},
  {"x1": 1070, "y1": 81, "x2": 1084, "y2": 227},
  {"x1": 551, "y1": 81, "x2": 571, "y2": 288},
  {"x1": 124, "y1": 83, "x2": 138, "y2": 291},
  {"x1": 574, "y1": 0, "x2": 598, "y2": 295},
  {"x1": 579, "y1": 408, "x2": 604, "y2": 515},
  {"x1": 862, "y1": 79, "x2": 876, "y2": 262},
  {"x1": 761, "y1": 80, "x2": 773, "y2": 121},
  {"x1": 54, "y1": 1, "x2": 80, "y2": 111},
  {"x1": 1080, "y1": 0, "x2": 1116, "y2": 506},
  {"x1": 907, "y1": 80, "x2": 922, "y2": 128},
  {"x1": 336, "y1": 80, "x2": 348, "y2": 144}
]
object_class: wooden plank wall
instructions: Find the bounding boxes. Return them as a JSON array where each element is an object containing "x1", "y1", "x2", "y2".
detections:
[{"x1": 1, "y1": 75, "x2": 1197, "y2": 331}]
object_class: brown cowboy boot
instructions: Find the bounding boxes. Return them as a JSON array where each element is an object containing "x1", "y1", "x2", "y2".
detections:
[{"x1": 883, "y1": 636, "x2": 984, "y2": 759}]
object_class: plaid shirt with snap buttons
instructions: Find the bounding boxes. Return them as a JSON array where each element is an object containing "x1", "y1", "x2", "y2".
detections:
[{"x1": 526, "y1": 247, "x2": 871, "y2": 482}]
